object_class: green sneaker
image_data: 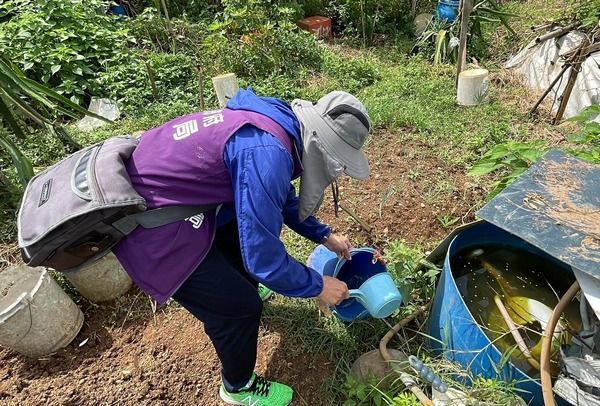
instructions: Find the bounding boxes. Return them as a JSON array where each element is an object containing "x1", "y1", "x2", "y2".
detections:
[
  {"x1": 258, "y1": 284, "x2": 273, "y2": 301},
  {"x1": 219, "y1": 374, "x2": 293, "y2": 406}
]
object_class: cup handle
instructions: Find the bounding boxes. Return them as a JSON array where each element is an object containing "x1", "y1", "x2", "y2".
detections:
[{"x1": 349, "y1": 289, "x2": 366, "y2": 304}]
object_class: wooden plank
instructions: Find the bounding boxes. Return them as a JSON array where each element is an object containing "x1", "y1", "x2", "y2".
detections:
[
  {"x1": 553, "y1": 37, "x2": 590, "y2": 123},
  {"x1": 456, "y1": 0, "x2": 473, "y2": 87}
]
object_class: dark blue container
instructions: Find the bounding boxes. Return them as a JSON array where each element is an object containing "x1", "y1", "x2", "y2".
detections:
[
  {"x1": 110, "y1": 5, "x2": 127, "y2": 17},
  {"x1": 437, "y1": 0, "x2": 460, "y2": 23},
  {"x1": 427, "y1": 222, "x2": 571, "y2": 405},
  {"x1": 307, "y1": 246, "x2": 388, "y2": 322}
]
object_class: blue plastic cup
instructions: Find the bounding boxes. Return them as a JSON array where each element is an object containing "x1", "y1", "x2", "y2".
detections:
[{"x1": 348, "y1": 272, "x2": 402, "y2": 318}]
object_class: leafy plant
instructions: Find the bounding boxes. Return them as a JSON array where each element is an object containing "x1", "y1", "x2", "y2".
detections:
[
  {"x1": 384, "y1": 240, "x2": 440, "y2": 302},
  {"x1": 469, "y1": 105, "x2": 600, "y2": 197},
  {"x1": 342, "y1": 374, "x2": 386, "y2": 406},
  {"x1": 567, "y1": 104, "x2": 600, "y2": 163},
  {"x1": 566, "y1": 0, "x2": 600, "y2": 28},
  {"x1": 0, "y1": 56, "x2": 107, "y2": 185},
  {"x1": 390, "y1": 393, "x2": 419, "y2": 405},
  {"x1": 414, "y1": 0, "x2": 517, "y2": 64},
  {"x1": 323, "y1": 51, "x2": 381, "y2": 93},
  {"x1": 468, "y1": 140, "x2": 548, "y2": 196},
  {"x1": 0, "y1": 0, "x2": 134, "y2": 104},
  {"x1": 437, "y1": 214, "x2": 460, "y2": 229},
  {"x1": 329, "y1": 0, "x2": 413, "y2": 47},
  {"x1": 98, "y1": 51, "x2": 201, "y2": 114},
  {"x1": 206, "y1": 2, "x2": 323, "y2": 79}
]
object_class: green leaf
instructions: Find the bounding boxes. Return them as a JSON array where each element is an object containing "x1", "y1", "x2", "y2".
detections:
[
  {"x1": 22, "y1": 77, "x2": 110, "y2": 122},
  {"x1": 0, "y1": 96, "x2": 26, "y2": 139},
  {"x1": 0, "y1": 130, "x2": 34, "y2": 185},
  {"x1": 468, "y1": 161, "x2": 503, "y2": 176},
  {"x1": 520, "y1": 148, "x2": 545, "y2": 163},
  {"x1": 1, "y1": 86, "x2": 48, "y2": 125},
  {"x1": 434, "y1": 30, "x2": 447, "y2": 65},
  {"x1": 50, "y1": 64, "x2": 61, "y2": 74}
]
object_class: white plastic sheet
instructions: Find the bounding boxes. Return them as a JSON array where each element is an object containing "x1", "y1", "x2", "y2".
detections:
[
  {"x1": 76, "y1": 97, "x2": 120, "y2": 131},
  {"x1": 506, "y1": 31, "x2": 600, "y2": 120}
]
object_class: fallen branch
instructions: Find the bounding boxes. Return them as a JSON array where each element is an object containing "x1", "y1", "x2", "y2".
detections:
[{"x1": 338, "y1": 202, "x2": 373, "y2": 234}]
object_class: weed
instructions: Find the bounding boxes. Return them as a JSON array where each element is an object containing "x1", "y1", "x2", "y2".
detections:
[
  {"x1": 437, "y1": 214, "x2": 460, "y2": 229},
  {"x1": 342, "y1": 374, "x2": 387, "y2": 406},
  {"x1": 383, "y1": 240, "x2": 440, "y2": 303}
]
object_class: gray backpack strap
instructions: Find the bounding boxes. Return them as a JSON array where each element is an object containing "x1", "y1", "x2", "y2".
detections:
[{"x1": 112, "y1": 205, "x2": 215, "y2": 234}]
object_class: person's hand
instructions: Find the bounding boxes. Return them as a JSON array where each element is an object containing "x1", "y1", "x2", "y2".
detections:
[
  {"x1": 324, "y1": 233, "x2": 352, "y2": 260},
  {"x1": 317, "y1": 275, "x2": 350, "y2": 306}
]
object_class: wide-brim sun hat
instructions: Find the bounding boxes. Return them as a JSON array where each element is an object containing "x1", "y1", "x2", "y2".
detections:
[
  {"x1": 292, "y1": 91, "x2": 372, "y2": 221},
  {"x1": 292, "y1": 91, "x2": 371, "y2": 180}
]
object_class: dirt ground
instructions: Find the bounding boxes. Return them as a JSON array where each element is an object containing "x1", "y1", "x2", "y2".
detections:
[{"x1": 0, "y1": 129, "x2": 484, "y2": 405}]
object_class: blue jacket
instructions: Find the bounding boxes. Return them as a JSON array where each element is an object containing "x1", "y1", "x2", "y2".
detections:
[{"x1": 221, "y1": 89, "x2": 329, "y2": 297}]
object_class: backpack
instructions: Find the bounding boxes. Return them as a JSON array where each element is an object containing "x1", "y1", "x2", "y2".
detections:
[{"x1": 17, "y1": 136, "x2": 212, "y2": 271}]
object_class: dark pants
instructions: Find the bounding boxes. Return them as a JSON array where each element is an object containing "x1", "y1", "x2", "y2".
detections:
[{"x1": 172, "y1": 221, "x2": 261, "y2": 392}]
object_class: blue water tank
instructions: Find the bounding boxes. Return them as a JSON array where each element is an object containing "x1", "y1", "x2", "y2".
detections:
[
  {"x1": 427, "y1": 222, "x2": 572, "y2": 405},
  {"x1": 437, "y1": 0, "x2": 460, "y2": 23}
]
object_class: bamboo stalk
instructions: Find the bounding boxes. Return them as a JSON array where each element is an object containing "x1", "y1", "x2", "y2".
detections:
[
  {"x1": 535, "y1": 23, "x2": 577, "y2": 44},
  {"x1": 554, "y1": 37, "x2": 590, "y2": 123},
  {"x1": 159, "y1": 0, "x2": 177, "y2": 52},
  {"x1": 529, "y1": 63, "x2": 570, "y2": 116},
  {"x1": 195, "y1": 67, "x2": 205, "y2": 110},
  {"x1": 531, "y1": 22, "x2": 557, "y2": 32},
  {"x1": 540, "y1": 281, "x2": 580, "y2": 406},
  {"x1": 456, "y1": 0, "x2": 474, "y2": 87},
  {"x1": 379, "y1": 305, "x2": 432, "y2": 406},
  {"x1": 144, "y1": 60, "x2": 160, "y2": 101}
]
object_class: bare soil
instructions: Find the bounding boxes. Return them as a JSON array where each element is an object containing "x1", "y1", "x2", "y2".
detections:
[{"x1": 0, "y1": 129, "x2": 481, "y2": 405}]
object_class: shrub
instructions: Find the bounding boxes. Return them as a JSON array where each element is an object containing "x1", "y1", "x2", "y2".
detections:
[
  {"x1": 567, "y1": 0, "x2": 600, "y2": 28},
  {"x1": 323, "y1": 51, "x2": 381, "y2": 93},
  {"x1": 325, "y1": 0, "x2": 413, "y2": 45},
  {"x1": 98, "y1": 51, "x2": 202, "y2": 114},
  {"x1": 0, "y1": 0, "x2": 133, "y2": 104}
]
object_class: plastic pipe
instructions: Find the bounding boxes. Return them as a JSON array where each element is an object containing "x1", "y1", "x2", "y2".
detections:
[
  {"x1": 540, "y1": 281, "x2": 580, "y2": 406},
  {"x1": 379, "y1": 305, "x2": 433, "y2": 406}
]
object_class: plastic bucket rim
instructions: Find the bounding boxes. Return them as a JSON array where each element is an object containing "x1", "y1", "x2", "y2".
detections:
[
  {"x1": 0, "y1": 267, "x2": 47, "y2": 325},
  {"x1": 329, "y1": 247, "x2": 381, "y2": 321},
  {"x1": 331, "y1": 247, "x2": 377, "y2": 278}
]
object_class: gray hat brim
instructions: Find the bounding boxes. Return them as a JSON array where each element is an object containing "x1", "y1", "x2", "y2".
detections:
[{"x1": 293, "y1": 101, "x2": 370, "y2": 180}]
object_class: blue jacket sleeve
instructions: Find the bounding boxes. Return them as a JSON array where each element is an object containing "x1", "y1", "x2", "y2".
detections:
[
  {"x1": 282, "y1": 185, "x2": 331, "y2": 243},
  {"x1": 224, "y1": 132, "x2": 324, "y2": 298}
]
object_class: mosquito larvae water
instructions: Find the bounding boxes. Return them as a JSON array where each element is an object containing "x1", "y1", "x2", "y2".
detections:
[{"x1": 451, "y1": 245, "x2": 581, "y2": 377}]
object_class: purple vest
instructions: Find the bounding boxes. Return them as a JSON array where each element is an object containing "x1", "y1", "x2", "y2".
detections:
[{"x1": 113, "y1": 109, "x2": 301, "y2": 303}]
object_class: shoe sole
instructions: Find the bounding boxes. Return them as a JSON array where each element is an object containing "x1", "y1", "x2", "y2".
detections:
[
  {"x1": 260, "y1": 290, "x2": 273, "y2": 301},
  {"x1": 219, "y1": 386, "x2": 247, "y2": 405},
  {"x1": 219, "y1": 386, "x2": 292, "y2": 406}
]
